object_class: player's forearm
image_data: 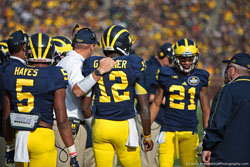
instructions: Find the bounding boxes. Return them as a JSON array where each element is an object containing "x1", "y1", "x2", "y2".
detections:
[
  {"x1": 2, "y1": 92, "x2": 15, "y2": 141},
  {"x1": 57, "y1": 120, "x2": 74, "y2": 147},
  {"x1": 2, "y1": 117, "x2": 15, "y2": 142},
  {"x1": 139, "y1": 106, "x2": 151, "y2": 136}
]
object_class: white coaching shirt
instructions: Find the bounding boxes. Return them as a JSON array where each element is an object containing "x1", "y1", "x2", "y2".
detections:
[{"x1": 56, "y1": 50, "x2": 91, "y2": 121}]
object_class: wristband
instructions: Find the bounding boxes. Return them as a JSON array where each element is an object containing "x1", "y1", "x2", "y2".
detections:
[
  {"x1": 77, "y1": 73, "x2": 96, "y2": 93},
  {"x1": 5, "y1": 140, "x2": 15, "y2": 152},
  {"x1": 68, "y1": 145, "x2": 77, "y2": 157},
  {"x1": 143, "y1": 134, "x2": 152, "y2": 142}
]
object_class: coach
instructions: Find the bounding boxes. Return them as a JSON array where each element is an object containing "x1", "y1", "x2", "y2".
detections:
[{"x1": 202, "y1": 52, "x2": 250, "y2": 166}]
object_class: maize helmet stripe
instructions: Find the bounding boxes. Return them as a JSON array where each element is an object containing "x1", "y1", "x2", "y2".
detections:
[
  {"x1": 106, "y1": 25, "x2": 116, "y2": 46},
  {"x1": 0, "y1": 42, "x2": 8, "y2": 47},
  {"x1": 101, "y1": 33, "x2": 106, "y2": 47},
  {"x1": 111, "y1": 29, "x2": 129, "y2": 47},
  {"x1": 29, "y1": 36, "x2": 37, "y2": 58},
  {"x1": 38, "y1": 33, "x2": 42, "y2": 58},
  {"x1": 43, "y1": 36, "x2": 52, "y2": 58},
  {"x1": 53, "y1": 38, "x2": 67, "y2": 47},
  {"x1": 0, "y1": 42, "x2": 9, "y2": 53}
]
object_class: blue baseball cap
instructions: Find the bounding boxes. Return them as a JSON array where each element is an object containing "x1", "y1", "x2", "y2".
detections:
[
  {"x1": 223, "y1": 52, "x2": 250, "y2": 69},
  {"x1": 74, "y1": 28, "x2": 100, "y2": 45}
]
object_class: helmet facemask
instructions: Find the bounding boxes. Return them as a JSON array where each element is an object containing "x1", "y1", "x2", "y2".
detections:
[
  {"x1": 174, "y1": 52, "x2": 199, "y2": 73},
  {"x1": 173, "y1": 38, "x2": 199, "y2": 73}
]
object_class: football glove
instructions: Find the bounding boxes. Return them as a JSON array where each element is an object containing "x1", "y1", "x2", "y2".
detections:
[
  {"x1": 70, "y1": 155, "x2": 79, "y2": 167},
  {"x1": 140, "y1": 133, "x2": 153, "y2": 152}
]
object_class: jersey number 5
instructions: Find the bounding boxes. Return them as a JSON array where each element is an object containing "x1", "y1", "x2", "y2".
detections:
[
  {"x1": 16, "y1": 78, "x2": 34, "y2": 113},
  {"x1": 98, "y1": 71, "x2": 130, "y2": 103}
]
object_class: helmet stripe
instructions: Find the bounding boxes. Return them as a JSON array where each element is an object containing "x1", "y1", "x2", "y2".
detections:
[
  {"x1": 38, "y1": 33, "x2": 42, "y2": 58},
  {"x1": 111, "y1": 29, "x2": 128, "y2": 47},
  {"x1": 29, "y1": 37, "x2": 37, "y2": 58},
  {"x1": 53, "y1": 38, "x2": 67, "y2": 47},
  {"x1": 101, "y1": 33, "x2": 106, "y2": 47},
  {"x1": 184, "y1": 38, "x2": 188, "y2": 47},
  {"x1": 43, "y1": 36, "x2": 52, "y2": 58},
  {"x1": 106, "y1": 25, "x2": 116, "y2": 46},
  {"x1": 0, "y1": 42, "x2": 8, "y2": 47}
]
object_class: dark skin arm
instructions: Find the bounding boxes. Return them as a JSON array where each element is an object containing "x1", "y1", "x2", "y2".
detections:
[
  {"x1": 137, "y1": 94, "x2": 153, "y2": 152},
  {"x1": 81, "y1": 96, "x2": 92, "y2": 118},
  {"x1": 2, "y1": 91, "x2": 15, "y2": 142},
  {"x1": 54, "y1": 88, "x2": 74, "y2": 147},
  {"x1": 150, "y1": 83, "x2": 164, "y2": 124},
  {"x1": 199, "y1": 86, "x2": 210, "y2": 128}
]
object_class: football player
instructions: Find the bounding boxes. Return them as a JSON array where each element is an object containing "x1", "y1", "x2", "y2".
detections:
[
  {"x1": 2, "y1": 33, "x2": 79, "y2": 167},
  {"x1": 150, "y1": 38, "x2": 210, "y2": 167},
  {"x1": 137, "y1": 42, "x2": 174, "y2": 167},
  {"x1": 81, "y1": 25, "x2": 153, "y2": 167},
  {"x1": 1, "y1": 30, "x2": 29, "y2": 166}
]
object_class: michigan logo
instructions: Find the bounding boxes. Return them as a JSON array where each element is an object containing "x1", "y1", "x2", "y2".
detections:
[{"x1": 188, "y1": 76, "x2": 200, "y2": 86}]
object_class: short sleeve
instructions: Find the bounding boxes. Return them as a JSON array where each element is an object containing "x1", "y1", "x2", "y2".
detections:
[{"x1": 51, "y1": 67, "x2": 68, "y2": 90}]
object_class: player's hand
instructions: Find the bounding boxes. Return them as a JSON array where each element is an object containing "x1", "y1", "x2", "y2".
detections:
[
  {"x1": 5, "y1": 150, "x2": 15, "y2": 164},
  {"x1": 143, "y1": 139, "x2": 153, "y2": 152},
  {"x1": 141, "y1": 134, "x2": 153, "y2": 152},
  {"x1": 98, "y1": 57, "x2": 117, "y2": 75},
  {"x1": 5, "y1": 141, "x2": 15, "y2": 165},
  {"x1": 70, "y1": 154, "x2": 79, "y2": 167}
]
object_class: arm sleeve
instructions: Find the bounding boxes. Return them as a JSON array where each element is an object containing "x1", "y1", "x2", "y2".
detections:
[
  {"x1": 203, "y1": 86, "x2": 233, "y2": 150},
  {"x1": 52, "y1": 67, "x2": 68, "y2": 90},
  {"x1": 135, "y1": 72, "x2": 147, "y2": 95},
  {"x1": 133, "y1": 56, "x2": 147, "y2": 95}
]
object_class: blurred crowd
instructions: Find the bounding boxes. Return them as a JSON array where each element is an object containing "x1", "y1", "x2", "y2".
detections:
[{"x1": 0, "y1": 0, "x2": 249, "y2": 76}]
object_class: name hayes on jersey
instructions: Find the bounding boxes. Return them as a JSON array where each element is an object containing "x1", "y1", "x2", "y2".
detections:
[{"x1": 14, "y1": 66, "x2": 38, "y2": 77}]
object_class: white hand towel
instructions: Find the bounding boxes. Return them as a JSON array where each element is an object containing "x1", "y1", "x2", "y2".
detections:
[
  {"x1": 155, "y1": 131, "x2": 165, "y2": 144},
  {"x1": 125, "y1": 118, "x2": 139, "y2": 147},
  {"x1": 14, "y1": 131, "x2": 30, "y2": 162}
]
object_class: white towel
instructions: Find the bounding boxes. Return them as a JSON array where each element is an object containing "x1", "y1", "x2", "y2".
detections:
[
  {"x1": 125, "y1": 118, "x2": 139, "y2": 148},
  {"x1": 155, "y1": 131, "x2": 165, "y2": 144},
  {"x1": 14, "y1": 131, "x2": 30, "y2": 162}
]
